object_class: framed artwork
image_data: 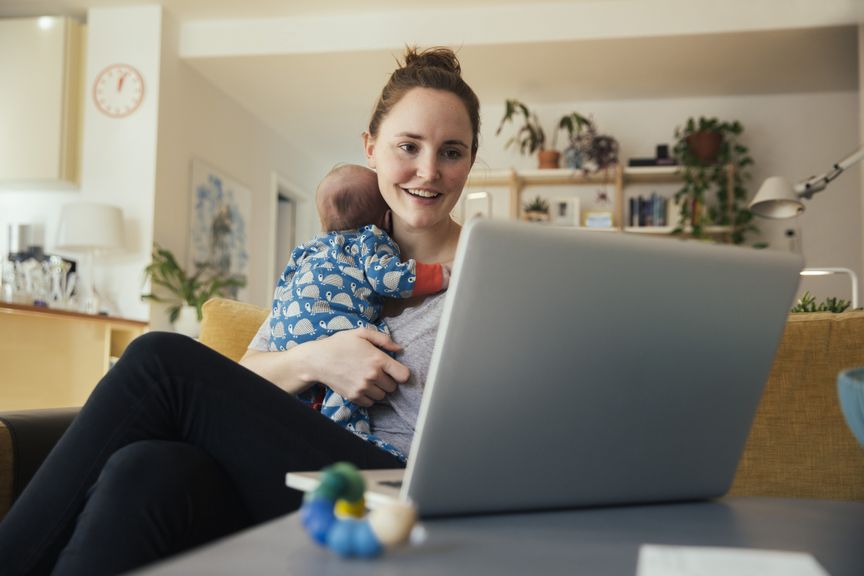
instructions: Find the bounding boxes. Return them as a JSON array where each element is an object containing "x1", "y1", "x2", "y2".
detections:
[
  {"x1": 460, "y1": 190, "x2": 493, "y2": 222},
  {"x1": 549, "y1": 197, "x2": 580, "y2": 226},
  {"x1": 188, "y1": 158, "x2": 250, "y2": 299}
]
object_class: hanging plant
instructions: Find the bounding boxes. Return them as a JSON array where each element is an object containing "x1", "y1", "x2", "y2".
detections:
[{"x1": 672, "y1": 116, "x2": 756, "y2": 244}]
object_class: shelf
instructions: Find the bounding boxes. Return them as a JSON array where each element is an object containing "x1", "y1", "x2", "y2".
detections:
[
  {"x1": 464, "y1": 164, "x2": 735, "y2": 241},
  {"x1": 467, "y1": 167, "x2": 618, "y2": 187},
  {"x1": 623, "y1": 226, "x2": 733, "y2": 235}
]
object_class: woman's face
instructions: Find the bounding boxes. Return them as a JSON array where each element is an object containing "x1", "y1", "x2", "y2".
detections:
[{"x1": 364, "y1": 88, "x2": 475, "y2": 232}]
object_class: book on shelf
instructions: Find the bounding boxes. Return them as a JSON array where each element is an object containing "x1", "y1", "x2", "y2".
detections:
[{"x1": 629, "y1": 193, "x2": 670, "y2": 227}]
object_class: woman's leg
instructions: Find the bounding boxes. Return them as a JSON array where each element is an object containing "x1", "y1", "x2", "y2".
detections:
[
  {"x1": 53, "y1": 440, "x2": 250, "y2": 576},
  {"x1": 0, "y1": 332, "x2": 402, "y2": 575}
]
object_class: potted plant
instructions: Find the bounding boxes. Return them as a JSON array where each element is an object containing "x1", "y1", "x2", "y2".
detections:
[
  {"x1": 142, "y1": 244, "x2": 246, "y2": 335},
  {"x1": 496, "y1": 100, "x2": 594, "y2": 170},
  {"x1": 522, "y1": 195, "x2": 550, "y2": 222},
  {"x1": 790, "y1": 291, "x2": 852, "y2": 313},
  {"x1": 672, "y1": 116, "x2": 756, "y2": 244}
]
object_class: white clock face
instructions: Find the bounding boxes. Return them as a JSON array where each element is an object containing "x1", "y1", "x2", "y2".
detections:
[{"x1": 93, "y1": 64, "x2": 145, "y2": 118}]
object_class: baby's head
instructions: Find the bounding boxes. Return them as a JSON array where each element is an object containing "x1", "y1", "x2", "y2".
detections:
[{"x1": 316, "y1": 164, "x2": 388, "y2": 232}]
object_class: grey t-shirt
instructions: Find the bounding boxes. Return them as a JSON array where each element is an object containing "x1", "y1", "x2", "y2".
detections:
[{"x1": 247, "y1": 293, "x2": 446, "y2": 455}]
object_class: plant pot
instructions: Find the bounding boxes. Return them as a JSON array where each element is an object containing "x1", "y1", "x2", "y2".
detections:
[
  {"x1": 538, "y1": 150, "x2": 561, "y2": 169},
  {"x1": 523, "y1": 210, "x2": 550, "y2": 223},
  {"x1": 686, "y1": 131, "x2": 723, "y2": 165},
  {"x1": 173, "y1": 304, "x2": 201, "y2": 338}
]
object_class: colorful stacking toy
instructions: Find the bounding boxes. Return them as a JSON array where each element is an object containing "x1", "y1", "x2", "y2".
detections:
[{"x1": 299, "y1": 462, "x2": 417, "y2": 558}]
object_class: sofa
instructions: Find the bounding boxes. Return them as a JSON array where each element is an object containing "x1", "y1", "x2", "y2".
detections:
[{"x1": 2, "y1": 301, "x2": 863, "y2": 521}]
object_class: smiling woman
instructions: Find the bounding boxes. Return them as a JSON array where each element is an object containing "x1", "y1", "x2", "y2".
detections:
[{"x1": 0, "y1": 45, "x2": 483, "y2": 576}]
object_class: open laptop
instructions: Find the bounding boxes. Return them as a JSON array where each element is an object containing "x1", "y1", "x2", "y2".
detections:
[{"x1": 287, "y1": 218, "x2": 803, "y2": 517}]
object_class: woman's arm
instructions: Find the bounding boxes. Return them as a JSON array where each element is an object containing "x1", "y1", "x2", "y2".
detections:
[{"x1": 239, "y1": 328, "x2": 410, "y2": 407}]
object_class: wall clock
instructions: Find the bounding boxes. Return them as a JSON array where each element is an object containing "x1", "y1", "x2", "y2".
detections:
[{"x1": 92, "y1": 63, "x2": 145, "y2": 118}]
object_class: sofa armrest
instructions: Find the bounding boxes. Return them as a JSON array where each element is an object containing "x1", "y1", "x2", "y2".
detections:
[{"x1": 0, "y1": 408, "x2": 78, "y2": 520}]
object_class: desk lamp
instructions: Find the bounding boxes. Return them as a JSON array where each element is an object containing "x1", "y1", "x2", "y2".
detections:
[
  {"x1": 749, "y1": 145, "x2": 864, "y2": 218},
  {"x1": 55, "y1": 202, "x2": 124, "y2": 314}
]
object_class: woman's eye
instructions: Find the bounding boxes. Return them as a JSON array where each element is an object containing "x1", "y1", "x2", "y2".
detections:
[
  {"x1": 398, "y1": 143, "x2": 418, "y2": 154},
  {"x1": 441, "y1": 148, "x2": 463, "y2": 160}
]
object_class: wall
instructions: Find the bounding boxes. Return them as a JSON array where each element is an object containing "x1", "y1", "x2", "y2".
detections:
[
  {"x1": 472, "y1": 90, "x2": 861, "y2": 305},
  {"x1": 151, "y1": 10, "x2": 322, "y2": 329},
  {"x1": 0, "y1": 5, "x2": 163, "y2": 321}
]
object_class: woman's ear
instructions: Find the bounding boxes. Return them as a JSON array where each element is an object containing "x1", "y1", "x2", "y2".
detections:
[{"x1": 362, "y1": 132, "x2": 377, "y2": 169}]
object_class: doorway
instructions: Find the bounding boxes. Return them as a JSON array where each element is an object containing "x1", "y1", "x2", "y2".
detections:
[{"x1": 268, "y1": 172, "x2": 311, "y2": 298}]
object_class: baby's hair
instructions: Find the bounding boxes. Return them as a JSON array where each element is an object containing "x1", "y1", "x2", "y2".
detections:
[
  {"x1": 368, "y1": 46, "x2": 480, "y2": 158},
  {"x1": 317, "y1": 164, "x2": 386, "y2": 231}
]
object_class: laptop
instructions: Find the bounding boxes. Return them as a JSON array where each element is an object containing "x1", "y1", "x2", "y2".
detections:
[{"x1": 287, "y1": 218, "x2": 803, "y2": 517}]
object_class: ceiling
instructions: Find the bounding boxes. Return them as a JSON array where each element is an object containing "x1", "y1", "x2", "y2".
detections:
[{"x1": 0, "y1": 0, "x2": 860, "y2": 164}]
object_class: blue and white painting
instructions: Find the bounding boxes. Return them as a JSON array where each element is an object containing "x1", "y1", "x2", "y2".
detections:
[{"x1": 188, "y1": 158, "x2": 250, "y2": 299}]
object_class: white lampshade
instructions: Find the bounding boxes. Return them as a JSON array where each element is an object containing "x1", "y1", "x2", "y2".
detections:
[
  {"x1": 55, "y1": 203, "x2": 125, "y2": 252},
  {"x1": 748, "y1": 176, "x2": 804, "y2": 219}
]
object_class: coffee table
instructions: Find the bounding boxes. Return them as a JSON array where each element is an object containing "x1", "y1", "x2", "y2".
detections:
[{"x1": 135, "y1": 497, "x2": 864, "y2": 575}]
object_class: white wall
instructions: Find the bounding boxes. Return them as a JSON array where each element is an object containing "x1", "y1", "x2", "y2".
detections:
[
  {"x1": 0, "y1": 5, "x2": 163, "y2": 321},
  {"x1": 473, "y1": 90, "x2": 861, "y2": 305},
  {"x1": 151, "y1": 10, "x2": 322, "y2": 329}
]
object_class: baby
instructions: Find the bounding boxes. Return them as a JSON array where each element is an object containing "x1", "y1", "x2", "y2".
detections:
[{"x1": 268, "y1": 164, "x2": 449, "y2": 461}]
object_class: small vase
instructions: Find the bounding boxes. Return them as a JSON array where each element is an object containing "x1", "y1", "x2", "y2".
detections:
[
  {"x1": 173, "y1": 304, "x2": 201, "y2": 338},
  {"x1": 563, "y1": 146, "x2": 583, "y2": 169}
]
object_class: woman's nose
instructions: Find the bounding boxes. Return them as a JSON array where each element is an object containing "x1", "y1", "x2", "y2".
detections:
[{"x1": 416, "y1": 154, "x2": 440, "y2": 181}]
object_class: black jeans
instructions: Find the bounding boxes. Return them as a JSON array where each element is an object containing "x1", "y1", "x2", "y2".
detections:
[{"x1": 0, "y1": 332, "x2": 404, "y2": 575}]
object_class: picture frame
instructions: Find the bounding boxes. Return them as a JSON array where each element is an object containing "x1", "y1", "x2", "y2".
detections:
[
  {"x1": 549, "y1": 197, "x2": 580, "y2": 226},
  {"x1": 188, "y1": 158, "x2": 251, "y2": 299},
  {"x1": 460, "y1": 190, "x2": 493, "y2": 222}
]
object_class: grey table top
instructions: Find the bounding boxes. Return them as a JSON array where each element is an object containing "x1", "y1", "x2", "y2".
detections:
[{"x1": 136, "y1": 497, "x2": 864, "y2": 576}]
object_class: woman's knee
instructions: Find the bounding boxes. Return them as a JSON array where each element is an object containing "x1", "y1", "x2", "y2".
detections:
[
  {"x1": 122, "y1": 331, "x2": 198, "y2": 366},
  {"x1": 95, "y1": 440, "x2": 225, "y2": 505}
]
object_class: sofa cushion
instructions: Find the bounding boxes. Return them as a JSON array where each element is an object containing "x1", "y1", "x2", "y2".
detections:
[{"x1": 199, "y1": 298, "x2": 270, "y2": 362}]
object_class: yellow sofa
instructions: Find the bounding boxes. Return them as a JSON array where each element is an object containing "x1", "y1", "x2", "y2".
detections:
[{"x1": 2, "y1": 301, "x2": 863, "y2": 520}]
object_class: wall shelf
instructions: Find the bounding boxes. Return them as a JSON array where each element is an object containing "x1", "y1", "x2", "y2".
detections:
[{"x1": 465, "y1": 164, "x2": 735, "y2": 240}]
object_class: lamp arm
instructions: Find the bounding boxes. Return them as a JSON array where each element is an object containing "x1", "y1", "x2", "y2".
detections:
[{"x1": 794, "y1": 145, "x2": 864, "y2": 199}]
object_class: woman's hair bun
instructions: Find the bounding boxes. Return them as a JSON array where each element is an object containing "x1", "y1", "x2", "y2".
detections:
[{"x1": 402, "y1": 46, "x2": 462, "y2": 76}]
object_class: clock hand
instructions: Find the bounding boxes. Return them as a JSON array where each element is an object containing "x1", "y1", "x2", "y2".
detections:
[{"x1": 117, "y1": 73, "x2": 127, "y2": 92}]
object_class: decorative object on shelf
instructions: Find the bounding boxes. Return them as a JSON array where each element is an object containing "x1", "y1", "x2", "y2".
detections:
[
  {"x1": 749, "y1": 145, "x2": 864, "y2": 218},
  {"x1": 628, "y1": 144, "x2": 678, "y2": 168},
  {"x1": 837, "y1": 367, "x2": 864, "y2": 448},
  {"x1": 522, "y1": 195, "x2": 550, "y2": 222},
  {"x1": 672, "y1": 116, "x2": 755, "y2": 244},
  {"x1": 92, "y1": 63, "x2": 145, "y2": 118},
  {"x1": 189, "y1": 158, "x2": 251, "y2": 300},
  {"x1": 559, "y1": 112, "x2": 594, "y2": 169},
  {"x1": 549, "y1": 197, "x2": 580, "y2": 226},
  {"x1": 141, "y1": 244, "x2": 246, "y2": 336},
  {"x1": 460, "y1": 190, "x2": 493, "y2": 222},
  {"x1": 300, "y1": 462, "x2": 417, "y2": 558},
  {"x1": 496, "y1": 100, "x2": 593, "y2": 170},
  {"x1": 55, "y1": 202, "x2": 125, "y2": 314}
]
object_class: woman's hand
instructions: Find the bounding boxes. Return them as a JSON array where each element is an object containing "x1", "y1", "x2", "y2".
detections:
[{"x1": 240, "y1": 328, "x2": 410, "y2": 406}]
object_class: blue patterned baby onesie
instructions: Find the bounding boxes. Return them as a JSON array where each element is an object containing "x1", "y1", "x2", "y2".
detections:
[{"x1": 269, "y1": 225, "x2": 443, "y2": 461}]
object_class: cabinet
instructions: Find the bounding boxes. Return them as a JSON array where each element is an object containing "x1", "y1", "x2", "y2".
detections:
[
  {"x1": 0, "y1": 17, "x2": 83, "y2": 187},
  {"x1": 0, "y1": 303, "x2": 148, "y2": 410},
  {"x1": 464, "y1": 164, "x2": 734, "y2": 239}
]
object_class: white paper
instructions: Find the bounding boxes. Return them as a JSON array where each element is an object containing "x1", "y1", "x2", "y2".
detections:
[{"x1": 637, "y1": 544, "x2": 830, "y2": 576}]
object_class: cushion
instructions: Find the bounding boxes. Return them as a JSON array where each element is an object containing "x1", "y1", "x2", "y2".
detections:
[{"x1": 199, "y1": 298, "x2": 269, "y2": 362}]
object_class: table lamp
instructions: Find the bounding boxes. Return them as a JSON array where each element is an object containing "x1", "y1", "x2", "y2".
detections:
[{"x1": 55, "y1": 202, "x2": 125, "y2": 314}]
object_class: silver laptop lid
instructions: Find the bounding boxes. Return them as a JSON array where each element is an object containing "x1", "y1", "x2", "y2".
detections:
[{"x1": 404, "y1": 219, "x2": 802, "y2": 517}]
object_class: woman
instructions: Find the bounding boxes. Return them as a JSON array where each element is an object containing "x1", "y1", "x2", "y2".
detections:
[{"x1": 0, "y1": 46, "x2": 480, "y2": 575}]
